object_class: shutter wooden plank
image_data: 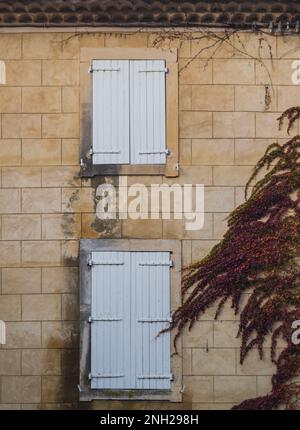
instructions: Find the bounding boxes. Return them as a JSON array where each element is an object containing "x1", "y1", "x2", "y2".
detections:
[
  {"x1": 130, "y1": 60, "x2": 167, "y2": 165},
  {"x1": 91, "y1": 251, "x2": 131, "y2": 389},
  {"x1": 92, "y1": 60, "x2": 130, "y2": 165},
  {"x1": 133, "y1": 251, "x2": 171, "y2": 390}
]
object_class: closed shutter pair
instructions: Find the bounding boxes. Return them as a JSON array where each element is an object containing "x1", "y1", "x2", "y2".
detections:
[
  {"x1": 92, "y1": 60, "x2": 167, "y2": 165},
  {"x1": 90, "y1": 251, "x2": 171, "y2": 390}
]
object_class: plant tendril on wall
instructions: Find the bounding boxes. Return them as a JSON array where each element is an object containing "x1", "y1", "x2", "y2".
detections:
[{"x1": 165, "y1": 108, "x2": 300, "y2": 409}]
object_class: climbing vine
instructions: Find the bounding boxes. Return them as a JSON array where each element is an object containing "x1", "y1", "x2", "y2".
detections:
[{"x1": 166, "y1": 109, "x2": 300, "y2": 410}]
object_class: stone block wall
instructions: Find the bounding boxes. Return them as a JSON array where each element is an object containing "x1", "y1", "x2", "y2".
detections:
[{"x1": 0, "y1": 29, "x2": 297, "y2": 409}]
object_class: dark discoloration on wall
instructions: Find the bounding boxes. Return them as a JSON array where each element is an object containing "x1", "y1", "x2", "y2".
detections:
[
  {"x1": 264, "y1": 85, "x2": 271, "y2": 111},
  {"x1": 90, "y1": 218, "x2": 121, "y2": 237},
  {"x1": 61, "y1": 213, "x2": 77, "y2": 239}
]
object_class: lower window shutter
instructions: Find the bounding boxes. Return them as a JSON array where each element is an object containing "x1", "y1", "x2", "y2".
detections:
[
  {"x1": 90, "y1": 250, "x2": 171, "y2": 391},
  {"x1": 132, "y1": 252, "x2": 171, "y2": 390},
  {"x1": 92, "y1": 60, "x2": 130, "y2": 165},
  {"x1": 130, "y1": 60, "x2": 167, "y2": 165},
  {"x1": 90, "y1": 251, "x2": 131, "y2": 389}
]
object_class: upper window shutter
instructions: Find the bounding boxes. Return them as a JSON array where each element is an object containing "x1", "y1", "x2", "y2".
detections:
[
  {"x1": 90, "y1": 251, "x2": 131, "y2": 389},
  {"x1": 131, "y1": 251, "x2": 171, "y2": 390},
  {"x1": 130, "y1": 60, "x2": 167, "y2": 165},
  {"x1": 92, "y1": 60, "x2": 130, "y2": 165}
]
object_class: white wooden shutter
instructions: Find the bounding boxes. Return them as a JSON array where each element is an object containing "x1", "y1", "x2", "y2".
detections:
[
  {"x1": 90, "y1": 251, "x2": 131, "y2": 389},
  {"x1": 90, "y1": 251, "x2": 171, "y2": 390},
  {"x1": 130, "y1": 60, "x2": 167, "y2": 165},
  {"x1": 131, "y1": 252, "x2": 171, "y2": 390},
  {"x1": 92, "y1": 60, "x2": 130, "y2": 165}
]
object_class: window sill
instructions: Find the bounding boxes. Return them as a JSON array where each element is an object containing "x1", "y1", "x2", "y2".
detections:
[
  {"x1": 79, "y1": 388, "x2": 181, "y2": 402},
  {"x1": 80, "y1": 163, "x2": 167, "y2": 177}
]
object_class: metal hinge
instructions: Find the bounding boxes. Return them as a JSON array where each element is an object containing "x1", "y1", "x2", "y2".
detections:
[
  {"x1": 138, "y1": 260, "x2": 173, "y2": 267},
  {"x1": 139, "y1": 149, "x2": 170, "y2": 156},
  {"x1": 87, "y1": 258, "x2": 124, "y2": 267},
  {"x1": 89, "y1": 65, "x2": 120, "y2": 73},
  {"x1": 88, "y1": 316, "x2": 122, "y2": 323},
  {"x1": 138, "y1": 68, "x2": 169, "y2": 73},
  {"x1": 89, "y1": 148, "x2": 121, "y2": 156},
  {"x1": 80, "y1": 158, "x2": 87, "y2": 169},
  {"x1": 138, "y1": 317, "x2": 172, "y2": 323},
  {"x1": 137, "y1": 374, "x2": 174, "y2": 380},
  {"x1": 89, "y1": 373, "x2": 124, "y2": 379}
]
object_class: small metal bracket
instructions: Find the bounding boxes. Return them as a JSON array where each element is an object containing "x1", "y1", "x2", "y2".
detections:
[{"x1": 87, "y1": 258, "x2": 93, "y2": 267}]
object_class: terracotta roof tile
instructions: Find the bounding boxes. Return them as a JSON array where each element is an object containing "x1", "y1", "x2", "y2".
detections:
[{"x1": 0, "y1": 1, "x2": 300, "y2": 28}]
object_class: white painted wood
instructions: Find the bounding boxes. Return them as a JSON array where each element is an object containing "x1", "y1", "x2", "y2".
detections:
[
  {"x1": 130, "y1": 60, "x2": 167, "y2": 165},
  {"x1": 133, "y1": 252, "x2": 171, "y2": 390},
  {"x1": 92, "y1": 60, "x2": 130, "y2": 165},
  {"x1": 91, "y1": 251, "x2": 171, "y2": 390},
  {"x1": 91, "y1": 251, "x2": 131, "y2": 389}
]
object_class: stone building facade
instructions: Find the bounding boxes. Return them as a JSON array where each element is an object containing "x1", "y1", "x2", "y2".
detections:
[{"x1": 0, "y1": 1, "x2": 299, "y2": 411}]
